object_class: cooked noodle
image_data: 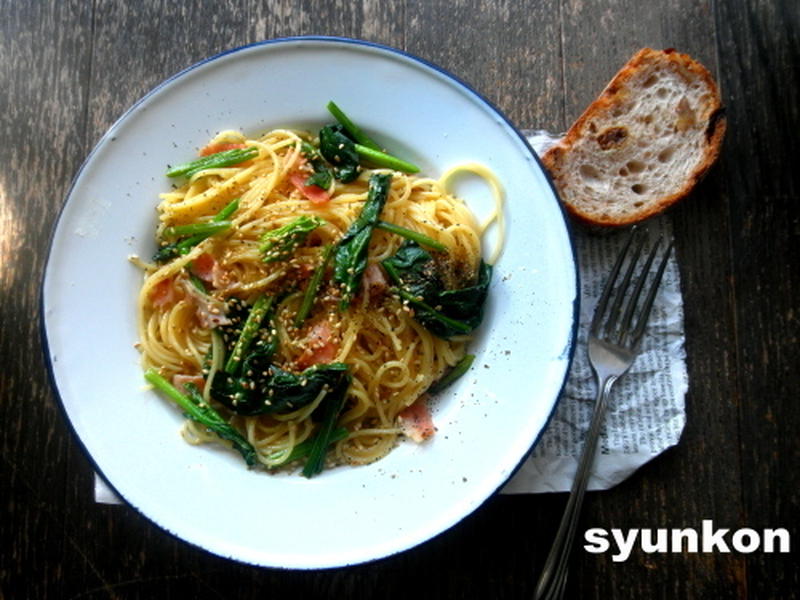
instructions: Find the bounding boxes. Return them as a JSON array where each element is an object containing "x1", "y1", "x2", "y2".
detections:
[{"x1": 136, "y1": 128, "x2": 501, "y2": 471}]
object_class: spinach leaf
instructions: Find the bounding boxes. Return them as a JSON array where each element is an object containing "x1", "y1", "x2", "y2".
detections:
[
  {"x1": 382, "y1": 240, "x2": 492, "y2": 338},
  {"x1": 305, "y1": 170, "x2": 332, "y2": 190},
  {"x1": 318, "y1": 124, "x2": 361, "y2": 183},
  {"x1": 393, "y1": 288, "x2": 474, "y2": 337},
  {"x1": 435, "y1": 260, "x2": 492, "y2": 329},
  {"x1": 381, "y1": 240, "x2": 441, "y2": 300},
  {"x1": 333, "y1": 173, "x2": 391, "y2": 308},
  {"x1": 263, "y1": 363, "x2": 350, "y2": 414},
  {"x1": 209, "y1": 297, "x2": 350, "y2": 416},
  {"x1": 300, "y1": 141, "x2": 333, "y2": 190},
  {"x1": 153, "y1": 241, "x2": 183, "y2": 264},
  {"x1": 211, "y1": 362, "x2": 350, "y2": 417}
]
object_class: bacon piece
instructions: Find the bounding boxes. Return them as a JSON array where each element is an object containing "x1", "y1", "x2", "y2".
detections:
[
  {"x1": 199, "y1": 142, "x2": 247, "y2": 156},
  {"x1": 362, "y1": 262, "x2": 388, "y2": 303},
  {"x1": 179, "y1": 277, "x2": 231, "y2": 329},
  {"x1": 295, "y1": 318, "x2": 339, "y2": 369},
  {"x1": 149, "y1": 277, "x2": 180, "y2": 308},
  {"x1": 191, "y1": 252, "x2": 230, "y2": 290},
  {"x1": 172, "y1": 374, "x2": 205, "y2": 394},
  {"x1": 190, "y1": 253, "x2": 216, "y2": 282},
  {"x1": 190, "y1": 253, "x2": 228, "y2": 289},
  {"x1": 398, "y1": 399, "x2": 436, "y2": 443},
  {"x1": 289, "y1": 172, "x2": 331, "y2": 205}
]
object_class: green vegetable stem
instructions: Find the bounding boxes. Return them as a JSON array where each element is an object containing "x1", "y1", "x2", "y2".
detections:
[
  {"x1": 325, "y1": 100, "x2": 420, "y2": 173},
  {"x1": 278, "y1": 427, "x2": 348, "y2": 465},
  {"x1": 163, "y1": 221, "x2": 231, "y2": 239},
  {"x1": 354, "y1": 143, "x2": 419, "y2": 174},
  {"x1": 166, "y1": 147, "x2": 258, "y2": 178},
  {"x1": 153, "y1": 198, "x2": 239, "y2": 263},
  {"x1": 302, "y1": 373, "x2": 352, "y2": 478},
  {"x1": 375, "y1": 220, "x2": 447, "y2": 252},
  {"x1": 224, "y1": 294, "x2": 273, "y2": 375},
  {"x1": 260, "y1": 215, "x2": 326, "y2": 263},
  {"x1": 144, "y1": 369, "x2": 258, "y2": 466},
  {"x1": 428, "y1": 354, "x2": 475, "y2": 394},
  {"x1": 295, "y1": 244, "x2": 335, "y2": 327},
  {"x1": 326, "y1": 100, "x2": 382, "y2": 151}
]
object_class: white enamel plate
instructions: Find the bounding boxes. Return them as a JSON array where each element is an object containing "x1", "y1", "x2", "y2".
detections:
[{"x1": 42, "y1": 37, "x2": 578, "y2": 568}]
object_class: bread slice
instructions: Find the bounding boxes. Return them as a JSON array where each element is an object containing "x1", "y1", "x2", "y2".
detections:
[{"x1": 542, "y1": 48, "x2": 726, "y2": 227}]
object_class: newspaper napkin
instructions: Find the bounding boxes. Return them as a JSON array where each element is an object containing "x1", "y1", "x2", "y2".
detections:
[
  {"x1": 94, "y1": 130, "x2": 687, "y2": 503},
  {"x1": 500, "y1": 131, "x2": 687, "y2": 493}
]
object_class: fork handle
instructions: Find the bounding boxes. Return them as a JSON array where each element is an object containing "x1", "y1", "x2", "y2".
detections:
[{"x1": 533, "y1": 375, "x2": 617, "y2": 600}]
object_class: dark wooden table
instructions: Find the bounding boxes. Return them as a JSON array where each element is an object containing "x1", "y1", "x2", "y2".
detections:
[{"x1": 2, "y1": 1, "x2": 797, "y2": 598}]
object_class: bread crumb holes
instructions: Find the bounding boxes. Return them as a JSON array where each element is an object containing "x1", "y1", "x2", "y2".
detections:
[
  {"x1": 643, "y1": 74, "x2": 660, "y2": 88},
  {"x1": 657, "y1": 147, "x2": 675, "y2": 162},
  {"x1": 579, "y1": 164, "x2": 602, "y2": 181},
  {"x1": 626, "y1": 160, "x2": 646, "y2": 173}
]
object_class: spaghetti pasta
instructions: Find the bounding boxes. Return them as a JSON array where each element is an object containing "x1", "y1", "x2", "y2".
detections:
[{"x1": 136, "y1": 125, "x2": 500, "y2": 475}]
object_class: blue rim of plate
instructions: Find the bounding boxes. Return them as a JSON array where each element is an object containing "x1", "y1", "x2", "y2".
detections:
[{"x1": 39, "y1": 35, "x2": 580, "y2": 568}]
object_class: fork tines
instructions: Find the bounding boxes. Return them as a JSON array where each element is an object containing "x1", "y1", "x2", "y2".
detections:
[{"x1": 590, "y1": 227, "x2": 673, "y2": 349}]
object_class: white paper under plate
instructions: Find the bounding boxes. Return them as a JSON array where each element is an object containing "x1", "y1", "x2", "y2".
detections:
[{"x1": 43, "y1": 38, "x2": 577, "y2": 568}]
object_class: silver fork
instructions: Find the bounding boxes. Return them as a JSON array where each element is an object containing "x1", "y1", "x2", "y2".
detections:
[{"x1": 533, "y1": 227, "x2": 673, "y2": 600}]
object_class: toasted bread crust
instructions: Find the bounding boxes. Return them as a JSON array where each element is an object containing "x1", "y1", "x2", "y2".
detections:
[{"x1": 542, "y1": 48, "x2": 726, "y2": 228}]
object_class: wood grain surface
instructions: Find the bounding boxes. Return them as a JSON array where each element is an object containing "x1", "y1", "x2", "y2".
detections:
[{"x1": 1, "y1": 0, "x2": 797, "y2": 598}]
